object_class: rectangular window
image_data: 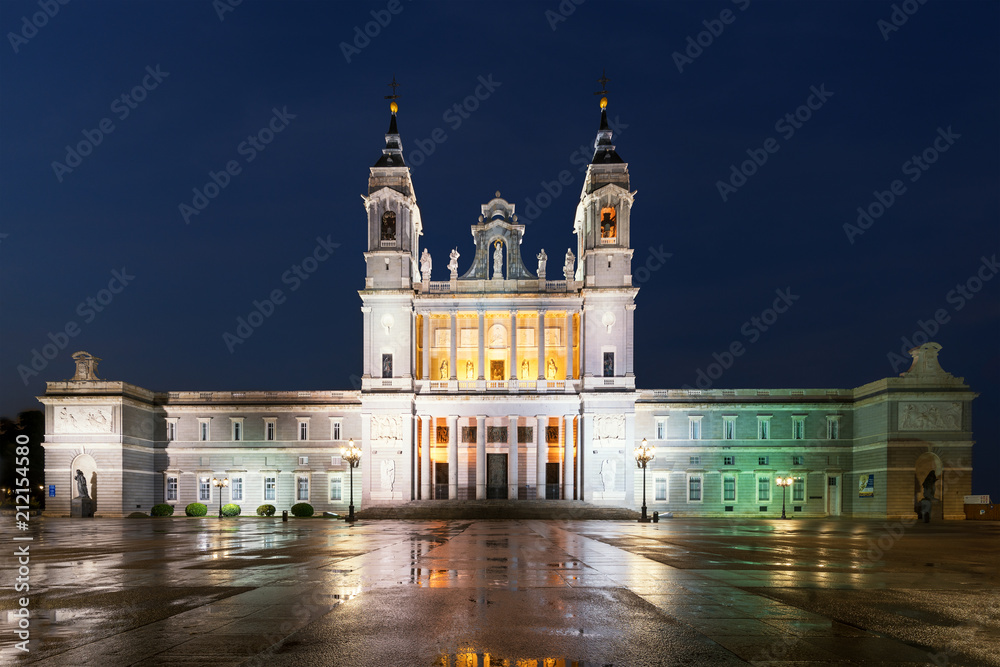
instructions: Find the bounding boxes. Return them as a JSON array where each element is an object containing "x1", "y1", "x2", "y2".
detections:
[
  {"x1": 603, "y1": 352, "x2": 615, "y2": 377},
  {"x1": 654, "y1": 477, "x2": 667, "y2": 501},
  {"x1": 792, "y1": 416, "x2": 805, "y2": 440},
  {"x1": 332, "y1": 421, "x2": 341, "y2": 441},
  {"x1": 758, "y1": 456, "x2": 769, "y2": 466},
  {"x1": 233, "y1": 421, "x2": 242, "y2": 441},
  {"x1": 723, "y1": 475, "x2": 736, "y2": 502},
  {"x1": 758, "y1": 476, "x2": 771, "y2": 502},
  {"x1": 655, "y1": 418, "x2": 666, "y2": 440},
  {"x1": 758, "y1": 417, "x2": 771, "y2": 440},
  {"x1": 723, "y1": 417, "x2": 736, "y2": 440},
  {"x1": 199, "y1": 477, "x2": 211, "y2": 502},
  {"x1": 167, "y1": 422, "x2": 176, "y2": 441},
  {"x1": 382, "y1": 353, "x2": 393, "y2": 378},
  {"x1": 792, "y1": 477, "x2": 805, "y2": 502},
  {"x1": 688, "y1": 476, "x2": 702, "y2": 502},
  {"x1": 166, "y1": 476, "x2": 178, "y2": 501},
  {"x1": 231, "y1": 477, "x2": 243, "y2": 502},
  {"x1": 827, "y1": 416, "x2": 840, "y2": 440},
  {"x1": 299, "y1": 422, "x2": 308, "y2": 441},
  {"x1": 689, "y1": 417, "x2": 702, "y2": 440},
  {"x1": 689, "y1": 455, "x2": 700, "y2": 466},
  {"x1": 330, "y1": 476, "x2": 342, "y2": 501},
  {"x1": 200, "y1": 421, "x2": 209, "y2": 442},
  {"x1": 265, "y1": 420, "x2": 276, "y2": 441},
  {"x1": 297, "y1": 476, "x2": 309, "y2": 501},
  {"x1": 723, "y1": 455, "x2": 735, "y2": 466},
  {"x1": 264, "y1": 476, "x2": 276, "y2": 501},
  {"x1": 792, "y1": 455, "x2": 804, "y2": 466}
]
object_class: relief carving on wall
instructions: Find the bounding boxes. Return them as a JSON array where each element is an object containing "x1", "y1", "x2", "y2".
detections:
[
  {"x1": 370, "y1": 414, "x2": 403, "y2": 442},
  {"x1": 56, "y1": 406, "x2": 113, "y2": 433},
  {"x1": 594, "y1": 414, "x2": 625, "y2": 441},
  {"x1": 898, "y1": 402, "x2": 961, "y2": 431},
  {"x1": 600, "y1": 459, "x2": 617, "y2": 493},
  {"x1": 380, "y1": 458, "x2": 395, "y2": 493}
]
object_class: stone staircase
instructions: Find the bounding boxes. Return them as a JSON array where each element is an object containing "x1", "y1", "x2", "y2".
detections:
[{"x1": 353, "y1": 499, "x2": 641, "y2": 520}]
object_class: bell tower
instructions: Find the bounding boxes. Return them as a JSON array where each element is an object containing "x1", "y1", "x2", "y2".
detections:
[{"x1": 360, "y1": 78, "x2": 421, "y2": 389}]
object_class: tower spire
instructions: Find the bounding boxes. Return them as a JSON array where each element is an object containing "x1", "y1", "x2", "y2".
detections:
[
  {"x1": 591, "y1": 69, "x2": 622, "y2": 163},
  {"x1": 374, "y1": 75, "x2": 405, "y2": 167}
]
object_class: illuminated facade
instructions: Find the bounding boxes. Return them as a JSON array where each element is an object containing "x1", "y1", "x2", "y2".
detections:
[{"x1": 38, "y1": 97, "x2": 976, "y2": 520}]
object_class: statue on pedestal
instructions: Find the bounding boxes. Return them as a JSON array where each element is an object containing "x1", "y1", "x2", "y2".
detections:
[
  {"x1": 420, "y1": 249, "x2": 432, "y2": 282},
  {"x1": 448, "y1": 248, "x2": 460, "y2": 277},
  {"x1": 563, "y1": 248, "x2": 575, "y2": 281},
  {"x1": 536, "y1": 249, "x2": 547, "y2": 279},
  {"x1": 493, "y1": 240, "x2": 503, "y2": 280}
]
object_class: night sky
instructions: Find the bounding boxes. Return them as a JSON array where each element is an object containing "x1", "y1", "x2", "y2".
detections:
[{"x1": 2, "y1": 1, "x2": 997, "y2": 496}]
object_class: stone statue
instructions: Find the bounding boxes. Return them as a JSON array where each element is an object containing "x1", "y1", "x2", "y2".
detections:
[
  {"x1": 536, "y1": 249, "x2": 547, "y2": 279},
  {"x1": 563, "y1": 248, "x2": 575, "y2": 281},
  {"x1": 466, "y1": 360, "x2": 474, "y2": 379},
  {"x1": 75, "y1": 469, "x2": 89, "y2": 498},
  {"x1": 439, "y1": 358, "x2": 449, "y2": 380},
  {"x1": 521, "y1": 359, "x2": 529, "y2": 379},
  {"x1": 493, "y1": 240, "x2": 503, "y2": 279},
  {"x1": 70, "y1": 351, "x2": 101, "y2": 381},
  {"x1": 547, "y1": 358, "x2": 558, "y2": 379},
  {"x1": 448, "y1": 248, "x2": 460, "y2": 276},
  {"x1": 420, "y1": 248, "x2": 432, "y2": 282},
  {"x1": 600, "y1": 459, "x2": 616, "y2": 493}
]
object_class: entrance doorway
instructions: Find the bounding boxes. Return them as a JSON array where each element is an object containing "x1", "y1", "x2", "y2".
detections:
[
  {"x1": 487, "y1": 454, "x2": 508, "y2": 499},
  {"x1": 826, "y1": 475, "x2": 840, "y2": 516},
  {"x1": 435, "y1": 463, "x2": 449, "y2": 499},
  {"x1": 545, "y1": 462, "x2": 560, "y2": 499}
]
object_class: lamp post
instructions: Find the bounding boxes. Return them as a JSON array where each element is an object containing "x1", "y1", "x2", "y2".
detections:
[
  {"x1": 212, "y1": 477, "x2": 229, "y2": 518},
  {"x1": 341, "y1": 438, "x2": 362, "y2": 523},
  {"x1": 634, "y1": 438, "x2": 655, "y2": 523},
  {"x1": 776, "y1": 476, "x2": 792, "y2": 519}
]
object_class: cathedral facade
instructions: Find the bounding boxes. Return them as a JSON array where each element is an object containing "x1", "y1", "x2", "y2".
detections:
[{"x1": 38, "y1": 97, "x2": 977, "y2": 520}]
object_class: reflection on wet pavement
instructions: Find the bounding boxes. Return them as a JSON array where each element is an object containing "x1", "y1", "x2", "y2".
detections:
[{"x1": 1, "y1": 517, "x2": 996, "y2": 665}]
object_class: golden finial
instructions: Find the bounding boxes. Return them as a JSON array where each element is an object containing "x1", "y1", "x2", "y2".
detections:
[
  {"x1": 600, "y1": 96, "x2": 608, "y2": 109},
  {"x1": 385, "y1": 75, "x2": 400, "y2": 114}
]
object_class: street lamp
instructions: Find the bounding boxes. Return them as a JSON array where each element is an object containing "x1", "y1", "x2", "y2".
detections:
[
  {"x1": 776, "y1": 475, "x2": 793, "y2": 519},
  {"x1": 212, "y1": 477, "x2": 229, "y2": 518},
  {"x1": 634, "y1": 438, "x2": 655, "y2": 523},
  {"x1": 341, "y1": 438, "x2": 362, "y2": 523}
]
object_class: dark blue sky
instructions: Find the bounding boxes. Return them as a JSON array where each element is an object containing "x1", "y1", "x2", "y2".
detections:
[{"x1": 2, "y1": 1, "x2": 997, "y2": 495}]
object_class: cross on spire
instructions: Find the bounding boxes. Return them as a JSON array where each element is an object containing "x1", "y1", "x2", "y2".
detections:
[
  {"x1": 594, "y1": 69, "x2": 610, "y2": 96},
  {"x1": 384, "y1": 75, "x2": 401, "y2": 102}
]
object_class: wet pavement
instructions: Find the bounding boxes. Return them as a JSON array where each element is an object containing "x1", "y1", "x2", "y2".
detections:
[{"x1": 2, "y1": 517, "x2": 998, "y2": 665}]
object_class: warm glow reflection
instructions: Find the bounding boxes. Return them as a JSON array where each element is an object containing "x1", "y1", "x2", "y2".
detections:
[{"x1": 437, "y1": 655, "x2": 570, "y2": 667}]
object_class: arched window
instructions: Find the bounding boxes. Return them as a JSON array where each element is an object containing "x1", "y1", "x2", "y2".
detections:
[
  {"x1": 600, "y1": 206, "x2": 617, "y2": 242},
  {"x1": 380, "y1": 211, "x2": 396, "y2": 242}
]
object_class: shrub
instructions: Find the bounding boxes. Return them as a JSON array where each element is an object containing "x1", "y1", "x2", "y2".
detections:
[
  {"x1": 151, "y1": 503, "x2": 175, "y2": 517},
  {"x1": 221, "y1": 503, "x2": 241, "y2": 517},
  {"x1": 256, "y1": 504, "x2": 276, "y2": 517},
  {"x1": 290, "y1": 502, "x2": 314, "y2": 517},
  {"x1": 128, "y1": 511, "x2": 148, "y2": 518},
  {"x1": 185, "y1": 502, "x2": 208, "y2": 517}
]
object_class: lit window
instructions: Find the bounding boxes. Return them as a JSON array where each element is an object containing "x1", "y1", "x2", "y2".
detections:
[
  {"x1": 689, "y1": 416, "x2": 702, "y2": 440},
  {"x1": 723, "y1": 455, "x2": 735, "y2": 466},
  {"x1": 723, "y1": 417, "x2": 736, "y2": 440},
  {"x1": 792, "y1": 416, "x2": 805, "y2": 440},
  {"x1": 655, "y1": 418, "x2": 666, "y2": 440},
  {"x1": 688, "y1": 476, "x2": 702, "y2": 502},
  {"x1": 758, "y1": 476, "x2": 771, "y2": 502},
  {"x1": 599, "y1": 206, "x2": 617, "y2": 241},
  {"x1": 654, "y1": 477, "x2": 667, "y2": 501},
  {"x1": 758, "y1": 417, "x2": 771, "y2": 440},
  {"x1": 199, "y1": 477, "x2": 211, "y2": 502},
  {"x1": 723, "y1": 475, "x2": 736, "y2": 502},
  {"x1": 792, "y1": 477, "x2": 805, "y2": 502},
  {"x1": 827, "y1": 416, "x2": 840, "y2": 440},
  {"x1": 297, "y1": 476, "x2": 309, "y2": 501},
  {"x1": 231, "y1": 477, "x2": 243, "y2": 501},
  {"x1": 264, "y1": 477, "x2": 276, "y2": 501},
  {"x1": 166, "y1": 476, "x2": 178, "y2": 501},
  {"x1": 330, "y1": 476, "x2": 342, "y2": 501}
]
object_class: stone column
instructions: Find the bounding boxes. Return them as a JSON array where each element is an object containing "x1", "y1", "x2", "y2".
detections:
[
  {"x1": 477, "y1": 310, "x2": 485, "y2": 380},
  {"x1": 362, "y1": 306, "x2": 372, "y2": 377},
  {"x1": 510, "y1": 310, "x2": 518, "y2": 380},
  {"x1": 508, "y1": 416, "x2": 518, "y2": 499},
  {"x1": 447, "y1": 415, "x2": 458, "y2": 499},
  {"x1": 626, "y1": 303, "x2": 636, "y2": 376},
  {"x1": 421, "y1": 312, "x2": 430, "y2": 381},
  {"x1": 420, "y1": 415, "x2": 431, "y2": 500},
  {"x1": 563, "y1": 415, "x2": 575, "y2": 500},
  {"x1": 565, "y1": 310, "x2": 574, "y2": 380},
  {"x1": 476, "y1": 415, "x2": 486, "y2": 499},
  {"x1": 449, "y1": 311, "x2": 457, "y2": 380},
  {"x1": 537, "y1": 309, "x2": 546, "y2": 380},
  {"x1": 536, "y1": 415, "x2": 547, "y2": 498}
]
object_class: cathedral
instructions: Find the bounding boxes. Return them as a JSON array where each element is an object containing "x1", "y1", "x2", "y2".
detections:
[{"x1": 38, "y1": 93, "x2": 977, "y2": 520}]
